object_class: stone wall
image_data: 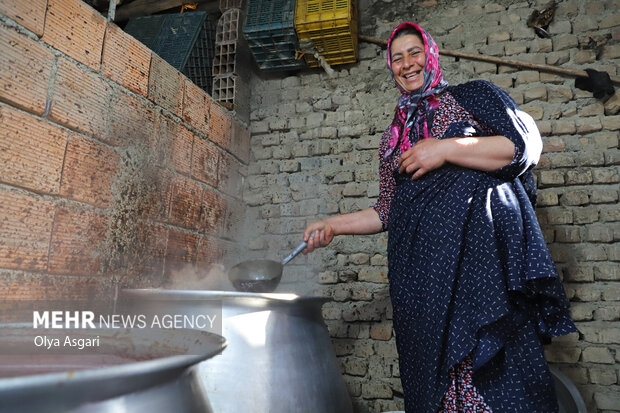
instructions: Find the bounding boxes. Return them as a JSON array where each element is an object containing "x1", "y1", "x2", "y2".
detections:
[
  {"x1": 0, "y1": 0, "x2": 249, "y2": 300},
  {"x1": 245, "y1": 0, "x2": 619, "y2": 412}
]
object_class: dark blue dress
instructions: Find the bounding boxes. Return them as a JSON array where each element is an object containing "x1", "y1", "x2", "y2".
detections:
[{"x1": 386, "y1": 80, "x2": 577, "y2": 412}]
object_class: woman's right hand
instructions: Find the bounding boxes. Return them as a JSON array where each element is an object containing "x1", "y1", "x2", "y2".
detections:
[
  {"x1": 302, "y1": 208, "x2": 383, "y2": 254},
  {"x1": 303, "y1": 220, "x2": 335, "y2": 253}
]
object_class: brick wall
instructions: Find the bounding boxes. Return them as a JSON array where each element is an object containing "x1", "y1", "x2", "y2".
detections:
[
  {"x1": 0, "y1": 0, "x2": 250, "y2": 300},
  {"x1": 245, "y1": 0, "x2": 619, "y2": 412}
]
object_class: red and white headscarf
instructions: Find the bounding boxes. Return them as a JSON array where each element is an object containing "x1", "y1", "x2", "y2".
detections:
[{"x1": 385, "y1": 22, "x2": 449, "y2": 159}]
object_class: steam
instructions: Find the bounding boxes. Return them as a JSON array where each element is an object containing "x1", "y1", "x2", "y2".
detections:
[{"x1": 165, "y1": 263, "x2": 234, "y2": 291}]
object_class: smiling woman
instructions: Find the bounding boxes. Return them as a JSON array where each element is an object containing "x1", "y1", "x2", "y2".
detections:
[{"x1": 303, "y1": 21, "x2": 576, "y2": 413}]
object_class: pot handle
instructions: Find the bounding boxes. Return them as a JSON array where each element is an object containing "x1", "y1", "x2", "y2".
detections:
[{"x1": 281, "y1": 232, "x2": 315, "y2": 265}]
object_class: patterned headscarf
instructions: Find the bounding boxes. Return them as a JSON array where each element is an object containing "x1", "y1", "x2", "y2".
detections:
[{"x1": 385, "y1": 22, "x2": 449, "y2": 159}]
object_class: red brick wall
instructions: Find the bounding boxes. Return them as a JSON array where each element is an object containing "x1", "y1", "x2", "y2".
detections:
[{"x1": 0, "y1": 0, "x2": 250, "y2": 300}]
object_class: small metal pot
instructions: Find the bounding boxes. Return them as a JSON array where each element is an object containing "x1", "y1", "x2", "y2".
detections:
[
  {"x1": 227, "y1": 259, "x2": 283, "y2": 292},
  {"x1": 0, "y1": 324, "x2": 226, "y2": 413},
  {"x1": 227, "y1": 237, "x2": 310, "y2": 293}
]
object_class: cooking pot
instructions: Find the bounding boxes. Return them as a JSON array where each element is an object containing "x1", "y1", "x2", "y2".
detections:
[
  {"x1": 121, "y1": 289, "x2": 354, "y2": 413},
  {"x1": 0, "y1": 323, "x2": 226, "y2": 413},
  {"x1": 550, "y1": 366, "x2": 587, "y2": 413},
  {"x1": 227, "y1": 259, "x2": 283, "y2": 292}
]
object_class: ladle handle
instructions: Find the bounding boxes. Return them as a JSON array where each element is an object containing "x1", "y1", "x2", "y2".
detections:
[{"x1": 281, "y1": 232, "x2": 315, "y2": 266}]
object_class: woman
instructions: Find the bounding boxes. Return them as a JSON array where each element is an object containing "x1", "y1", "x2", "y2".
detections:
[{"x1": 303, "y1": 22, "x2": 576, "y2": 412}]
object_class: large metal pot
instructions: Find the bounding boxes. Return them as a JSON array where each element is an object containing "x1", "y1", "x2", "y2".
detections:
[
  {"x1": 0, "y1": 324, "x2": 226, "y2": 413},
  {"x1": 121, "y1": 289, "x2": 354, "y2": 413},
  {"x1": 550, "y1": 366, "x2": 587, "y2": 413}
]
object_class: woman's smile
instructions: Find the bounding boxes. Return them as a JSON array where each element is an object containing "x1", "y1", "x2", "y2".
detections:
[{"x1": 403, "y1": 70, "x2": 422, "y2": 83}]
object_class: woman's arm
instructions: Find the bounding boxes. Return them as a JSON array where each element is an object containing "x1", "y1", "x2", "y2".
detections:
[
  {"x1": 303, "y1": 208, "x2": 383, "y2": 253},
  {"x1": 449, "y1": 80, "x2": 543, "y2": 180},
  {"x1": 398, "y1": 135, "x2": 515, "y2": 179}
]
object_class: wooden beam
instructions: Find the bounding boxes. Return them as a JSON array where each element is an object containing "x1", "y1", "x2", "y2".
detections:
[
  {"x1": 107, "y1": 0, "x2": 117, "y2": 21},
  {"x1": 115, "y1": 0, "x2": 218, "y2": 21}
]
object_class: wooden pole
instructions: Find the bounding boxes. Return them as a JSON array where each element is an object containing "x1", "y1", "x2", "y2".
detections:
[
  {"x1": 358, "y1": 34, "x2": 620, "y2": 85},
  {"x1": 107, "y1": 0, "x2": 117, "y2": 22}
]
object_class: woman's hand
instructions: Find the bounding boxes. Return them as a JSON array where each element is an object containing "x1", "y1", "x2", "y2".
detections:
[
  {"x1": 302, "y1": 209, "x2": 383, "y2": 254},
  {"x1": 303, "y1": 221, "x2": 335, "y2": 253},
  {"x1": 398, "y1": 138, "x2": 448, "y2": 179}
]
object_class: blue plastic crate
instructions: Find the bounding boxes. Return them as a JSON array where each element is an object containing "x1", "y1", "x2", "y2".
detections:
[
  {"x1": 153, "y1": 13, "x2": 207, "y2": 70},
  {"x1": 244, "y1": 0, "x2": 294, "y2": 33},
  {"x1": 243, "y1": 0, "x2": 305, "y2": 70},
  {"x1": 125, "y1": 12, "x2": 215, "y2": 93},
  {"x1": 247, "y1": 38, "x2": 303, "y2": 70},
  {"x1": 124, "y1": 15, "x2": 167, "y2": 50},
  {"x1": 182, "y1": 16, "x2": 216, "y2": 93}
]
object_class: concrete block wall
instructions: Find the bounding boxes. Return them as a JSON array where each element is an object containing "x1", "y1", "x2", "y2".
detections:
[
  {"x1": 245, "y1": 0, "x2": 619, "y2": 411},
  {"x1": 0, "y1": 0, "x2": 250, "y2": 301}
]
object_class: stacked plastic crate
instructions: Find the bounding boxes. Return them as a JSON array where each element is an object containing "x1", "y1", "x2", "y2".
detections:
[
  {"x1": 212, "y1": 0, "x2": 251, "y2": 121},
  {"x1": 124, "y1": 12, "x2": 216, "y2": 94},
  {"x1": 243, "y1": 0, "x2": 305, "y2": 71},
  {"x1": 294, "y1": 0, "x2": 358, "y2": 68},
  {"x1": 183, "y1": 14, "x2": 217, "y2": 94}
]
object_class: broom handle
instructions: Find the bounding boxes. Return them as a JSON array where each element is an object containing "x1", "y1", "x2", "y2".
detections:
[{"x1": 359, "y1": 34, "x2": 620, "y2": 85}]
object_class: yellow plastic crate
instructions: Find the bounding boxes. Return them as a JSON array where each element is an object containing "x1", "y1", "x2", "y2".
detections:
[{"x1": 294, "y1": 0, "x2": 358, "y2": 67}]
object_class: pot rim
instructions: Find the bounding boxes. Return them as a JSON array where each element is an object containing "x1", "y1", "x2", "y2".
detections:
[
  {"x1": 121, "y1": 288, "x2": 330, "y2": 305},
  {"x1": 0, "y1": 323, "x2": 226, "y2": 403}
]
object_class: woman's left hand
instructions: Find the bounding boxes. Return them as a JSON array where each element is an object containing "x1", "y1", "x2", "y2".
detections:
[{"x1": 398, "y1": 138, "x2": 448, "y2": 179}]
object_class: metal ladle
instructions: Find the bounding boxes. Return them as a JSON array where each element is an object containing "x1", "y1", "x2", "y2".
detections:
[{"x1": 228, "y1": 236, "x2": 312, "y2": 293}]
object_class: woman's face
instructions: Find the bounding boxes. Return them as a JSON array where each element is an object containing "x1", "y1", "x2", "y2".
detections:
[{"x1": 390, "y1": 34, "x2": 426, "y2": 92}]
